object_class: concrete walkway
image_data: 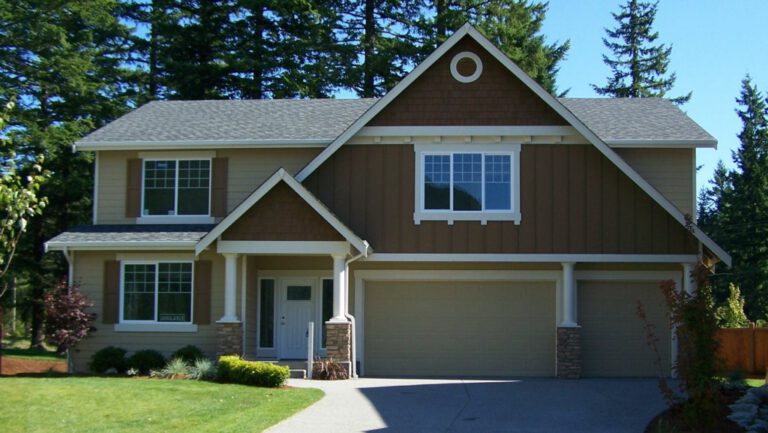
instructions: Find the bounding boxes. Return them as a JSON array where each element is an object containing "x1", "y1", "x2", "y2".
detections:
[{"x1": 267, "y1": 377, "x2": 666, "y2": 433}]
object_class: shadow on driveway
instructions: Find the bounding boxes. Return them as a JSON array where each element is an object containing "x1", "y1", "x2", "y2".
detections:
[{"x1": 268, "y1": 378, "x2": 666, "y2": 433}]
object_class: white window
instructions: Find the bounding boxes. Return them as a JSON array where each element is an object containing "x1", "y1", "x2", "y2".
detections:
[
  {"x1": 121, "y1": 262, "x2": 194, "y2": 324},
  {"x1": 414, "y1": 143, "x2": 521, "y2": 225},
  {"x1": 143, "y1": 159, "x2": 211, "y2": 217}
]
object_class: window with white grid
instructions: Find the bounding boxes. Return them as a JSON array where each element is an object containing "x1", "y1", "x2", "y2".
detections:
[
  {"x1": 122, "y1": 262, "x2": 193, "y2": 323},
  {"x1": 143, "y1": 159, "x2": 210, "y2": 216}
]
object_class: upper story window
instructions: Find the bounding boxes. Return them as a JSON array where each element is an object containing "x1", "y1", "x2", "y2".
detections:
[
  {"x1": 121, "y1": 261, "x2": 193, "y2": 323},
  {"x1": 414, "y1": 143, "x2": 521, "y2": 225},
  {"x1": 143, "y1": 159, "x2": 210, "y2": 217}
]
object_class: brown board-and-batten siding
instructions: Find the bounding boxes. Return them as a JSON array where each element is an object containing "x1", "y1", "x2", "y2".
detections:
[
  {"x1": 368, "y1": 36, "x2": 568, "y2": 127},
  {"x1": 303, "y1": 144, "x2": 699, "y2": 255},
  {"x1": 221, "y1": 182, "x2": 344, "y2": 242}
]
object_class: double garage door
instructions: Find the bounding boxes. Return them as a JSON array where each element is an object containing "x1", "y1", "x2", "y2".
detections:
[{"x1": 363, "y1": 279, "x2": 670, "y2": 378}]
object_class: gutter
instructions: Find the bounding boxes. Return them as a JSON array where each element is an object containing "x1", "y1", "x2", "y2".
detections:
[{"x1": 343, "y1": 240, "x2": 370, "y2": 379}]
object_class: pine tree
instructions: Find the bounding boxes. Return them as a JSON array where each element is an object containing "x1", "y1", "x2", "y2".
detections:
[
  {"x1": 592, "y1": 0, "x2": 691, "y2": 104},
  {"x1": 416, "y1": 0, "x2": 570, "y2": 95}
]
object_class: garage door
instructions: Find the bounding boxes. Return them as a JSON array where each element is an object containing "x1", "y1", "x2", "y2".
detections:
[
  {"x1": 579, "y1": 281, "x2": 671, "y2": 377},
  {"x1": 364, "y1": 281, "x2": 555, "y2": 377}
]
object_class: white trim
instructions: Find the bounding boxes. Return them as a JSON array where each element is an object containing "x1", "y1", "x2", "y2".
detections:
[
  {"x1": 116, "y1": 252, "x2": 196, "y2": 261},
  {"x1": 45, "y1": 241, "x2": 196, "y2": 251},
  {"x1": 114, "y1": 323, "x2": 198, "y2": 333},
  {"x1": 363, "y1": 253, "x2": 700, "y2": 263},
  {"x1": 138, "y1": 150, "x2": 216, "y2": 159},
  {"x1": 605, "y1": 139, "x2": 717, "y2": 148},
  {"x1": 92, "y1": 152, "x2": 99, "y2": 224},
  {"x1": 137, "y1": 216, "x2": 215, "y2": 225},
  {"x1": 75, "y1": 139, "x2": 330, "y2": 151},
  {"x1": 119, "y1": 260, "x2": 195, "y2": 325},
  {"x1": 196, "y1": 168, "x2": 369, "y2": 255},
  {"x1": 353, "y1": 269, "x2": 562, "y2": 376},
  {"x1": 575, "y1": 270, "x2": 681, "y2": 281},
  {"x1": 414, "y1": 143, "x2": 522, "y2": 225},
  {"x1": 358, "y1": 126, "x2": 578, "y2": 137},
  {"x1": 241, "y1": 255, "x2": 247, "y2": 356},
  {"x1": 217, "y1": 240, "x2": 351, "y2": 256},
  {"x1": 450, "y1": 51, "x2": 483, "y2": 83},
  {"x1": 293, "y1": 23, "x2": 730, "y2": 266}
]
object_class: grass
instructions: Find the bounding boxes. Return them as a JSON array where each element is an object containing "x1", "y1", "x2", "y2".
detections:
[
  {"x1": 1, "y1": 336, "x2": 64, "y2": 361},
  {"x1": 745, "y1": 378, "x2": 766, "y2": 387},
  {"x1": 0, "y1": 377, "x2": 323, "y2": 433}
]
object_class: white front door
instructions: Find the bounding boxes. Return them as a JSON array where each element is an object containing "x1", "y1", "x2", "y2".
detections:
[{"x1": 279, "y1": 279, "x2": 314, "y2": 359}]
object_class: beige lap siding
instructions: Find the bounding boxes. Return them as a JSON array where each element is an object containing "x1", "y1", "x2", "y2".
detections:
[
  {"x1": 578, "y1": 281, "x2": 672, "y2": 377},
  {"x1": 364, "y1": 281, "x2": 556, "y2": 377},
  {"x1": 617, "y1": 148, "x2": 695, "y2": 217},
  {"x1": 70, "y1": 250, "x2": 226, "y2": 372}
]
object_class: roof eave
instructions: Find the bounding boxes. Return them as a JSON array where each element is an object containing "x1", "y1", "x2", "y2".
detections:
[
  {"x1": 607, "y1": 139, "x2": 718, "y2": 148},
  {"x1": 45, "y1": 241, "x2": 198, "y2": 252},
  {"x1": 74, "y1": 139, "x2": 331, "y2": 152}
]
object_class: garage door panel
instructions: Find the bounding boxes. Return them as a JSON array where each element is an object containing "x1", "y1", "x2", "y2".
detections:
[
  {"x1": 365, "y1": 281, "x2": 555, "y2": 377},
  {"x1": 579, "y1": 281, "x2": 671, "y2": 377}
]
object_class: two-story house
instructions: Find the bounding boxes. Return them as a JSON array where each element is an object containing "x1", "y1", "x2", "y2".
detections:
[{"x1": 46, "y1": 24, "x2": 729, "y2": 378}]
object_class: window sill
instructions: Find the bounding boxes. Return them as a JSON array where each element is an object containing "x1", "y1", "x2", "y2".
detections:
[
  {"x1": 114, "y1": 323, "x2": 198, "y2": 333},
  {"x1": 414, "y1": 211, "x2": 522, "y2": 225},
  {"x1": 137, "y1": 216, "x2": 215, "y2": 225}
]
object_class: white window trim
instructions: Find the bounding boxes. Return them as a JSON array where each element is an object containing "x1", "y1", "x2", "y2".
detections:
[
  {"x1": 414, "y1": 142, "x2": 521, "y2": 225},
  {"x1": 118, "y1": 260, "x2": 195, "y2": 327},
  {"x1": 139, "y1": 157, "x2": 213, "y2": 223}
]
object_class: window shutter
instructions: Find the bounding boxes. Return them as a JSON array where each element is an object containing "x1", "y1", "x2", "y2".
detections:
[
  {"x1": 194, "y1": 260, "x2": 212, "y2": 325},
  {"x1": 211, "y1": 157, "x2": 228, "y2": 217},
  {"x1": 103, "y1": 260, "x2": 120, "y2": 324},
  {"x1": 126, "y1": 159, "x2": 142, "y2": 218}
]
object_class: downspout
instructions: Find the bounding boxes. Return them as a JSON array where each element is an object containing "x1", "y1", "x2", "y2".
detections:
[{"x1": 344, "y1": 241, "x2": 369, "y2": 379}]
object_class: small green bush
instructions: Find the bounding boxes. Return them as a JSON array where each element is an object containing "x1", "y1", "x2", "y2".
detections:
[
  {"x1": 156, "y1": 358, "x2": 191, "y2": 378},
  {"x1": 127, "y1": 350, "x2": 166, "y2": 375},
  {"x1": 90, "y1": 346, "x2": 128, "y2": 374},
  {"x1": 171, "y1": 345, "x2": 205, "y2": 364},
  {"x1": 189, "y1": 358, "x2": 216, "y2": 380},
  {"x1": 217, "y1": 356, "x2": 289, "y2": 388}
]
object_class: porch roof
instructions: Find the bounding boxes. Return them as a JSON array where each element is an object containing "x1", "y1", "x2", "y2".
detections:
[{"x1": 44, "y1": 224, "x2": 213, "y2": 251}]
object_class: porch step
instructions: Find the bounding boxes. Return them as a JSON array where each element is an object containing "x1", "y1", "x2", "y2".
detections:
[{"x1": 289, "y1": 369, "x2": 307, "y2": 379}]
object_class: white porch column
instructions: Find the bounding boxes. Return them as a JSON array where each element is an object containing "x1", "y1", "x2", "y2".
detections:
[
  {"x1": 329, "y1": 254, "x2": 347, "y2": 323},
  {"x1": 561, "y1": 262, "x2": 577, "y2": 327},
  {"x1": 219, "y1": 253, "x2": 240, "y2": 322},
  {"x1": 682, "y1": 262, "x2": 695, "y2": 295}
]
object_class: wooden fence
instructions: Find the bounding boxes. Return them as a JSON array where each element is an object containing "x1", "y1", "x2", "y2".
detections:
[{"x1": 715, "y1": 327, "x2": 768, "y2": 375}]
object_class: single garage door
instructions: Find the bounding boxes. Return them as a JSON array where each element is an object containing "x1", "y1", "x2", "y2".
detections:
[
  {"x1": 579, "y1": 281, "x2": 671, "y2": 377},
  {"x1": 364, "y1": 280, "x2": 555, "y2": 377}
]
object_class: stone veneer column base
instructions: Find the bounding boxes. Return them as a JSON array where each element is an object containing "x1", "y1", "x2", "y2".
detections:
[
  {"x1": 324, "y1": 321, "x2": 352, "y2": 377},
  {"x1": 217, "y1": 322, "x2": 242, "y2": 358},
  {"x1": 557, "y1": 326, "x2": 581, "y2": 379}
]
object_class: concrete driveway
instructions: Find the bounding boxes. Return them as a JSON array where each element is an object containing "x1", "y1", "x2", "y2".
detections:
[{"x1": 267, "y1": 378, "x2": 666, "y2": 433}]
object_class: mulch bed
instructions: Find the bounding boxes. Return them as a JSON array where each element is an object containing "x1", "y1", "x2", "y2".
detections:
[
  {"x1": 644, "y1": 388, "x2": 745, "y2": 433},
  {"x1": 0, "y1": 357, "x2": 67, "y2": 376}
]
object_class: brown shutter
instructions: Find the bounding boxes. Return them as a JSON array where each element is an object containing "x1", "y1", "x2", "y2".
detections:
[
  {"x1": 194, "y1": 260, "x2": 212, "y2": 325},
  {"x1": 126, "y1": 158, "x2": 142, "y2": 218},
  {"x1": 211, "y1": 157, "x2": 228, "y2": 217},
  {"x1": 103, "y1": 260, "x2": 120, "y2": 324}
]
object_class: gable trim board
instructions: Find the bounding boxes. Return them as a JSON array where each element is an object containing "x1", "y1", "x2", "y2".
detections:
[
  {"x1": 294, "y1": 23, "x2": 730, "y2": 267},
  {"x1": 195, "y1": 168, "x2": 370, "y2": 256}
]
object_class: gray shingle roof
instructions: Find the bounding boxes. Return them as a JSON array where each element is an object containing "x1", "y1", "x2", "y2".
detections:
[
  {"x1": 78, "y1": 99, "x2": 378, "y2": 145},
  {"x1": 559, "y1": 98, "x2": 716, "y2": 145},
  {"x1": 46, "y1": 225, "x2": 214, "y2": 247},
  {"x1": 77, "y1": 96, "x2": 714, "y2": 147}
]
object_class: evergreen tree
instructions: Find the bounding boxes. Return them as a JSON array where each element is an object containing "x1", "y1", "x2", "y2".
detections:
[
  {"x1": 592, "y1": 0, "x2": 691, "y2": 104},
  {"x1": 416, "y1": 0, "x2": 569, "y2": 95},
  {"x1": 700, "y1": 77, "x2": 768, "y2": 321},
  {"x1": 0, "y1": 0, "x2": 134, "y2": 346}
]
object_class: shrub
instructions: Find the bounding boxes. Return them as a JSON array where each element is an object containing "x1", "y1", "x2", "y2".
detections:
[
  {"x1": 153, "y1": 357, "x2": 191, "y2": 379},
  {"x1": 217, "y1": 356, "x2": 289, "y2": 388},
  {"x1": 171, "y1": 345, "x2": 205, "y2": 364},
  {"x1": 127, "y1": 350, "x2": 166, "y2": 375},
  {"x1": 42, "y1": 282, "x2": 96, "y2": 355},
  {"x1": 188, "y1": 358, "x2": 216, "y2": 380},
  {"x1": 312, "y1": 358, "x2": 349, "y2": 380},
  {"x1": 90, "y1": 346, "x2": 127, "y2": 374}
]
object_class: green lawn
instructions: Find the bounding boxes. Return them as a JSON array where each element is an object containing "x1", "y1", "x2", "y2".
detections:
[
  {"x1": 746, "y1": 378, "x2": 766, "y2": 387},
  {"x1": 1, "y1": 337, "x2": 65, "y2": 361},
  {"x1": 1, "y1": 377, "x2": 323, "y2": 433}
]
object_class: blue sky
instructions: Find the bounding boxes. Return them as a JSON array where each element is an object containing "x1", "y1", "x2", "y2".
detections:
[{"x1": 541, "y1": 0, "x2": 768, "y2": 195}]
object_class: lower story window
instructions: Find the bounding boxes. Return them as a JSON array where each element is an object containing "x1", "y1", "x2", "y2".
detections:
[{"x1": 122, "y1": 262, "x2": 193, "y2": 323}]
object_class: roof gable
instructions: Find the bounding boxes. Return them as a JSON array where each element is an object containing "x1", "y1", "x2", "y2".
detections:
[
  {"x1": 294, "y1": 23, "x2": 730, "y2": 266},
  {"x1": 196, "y1": 168, "x2": 369, "y2": 255},
  {"x1": 369, "y1": 36, "x2": 567, "y2": 127}
]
